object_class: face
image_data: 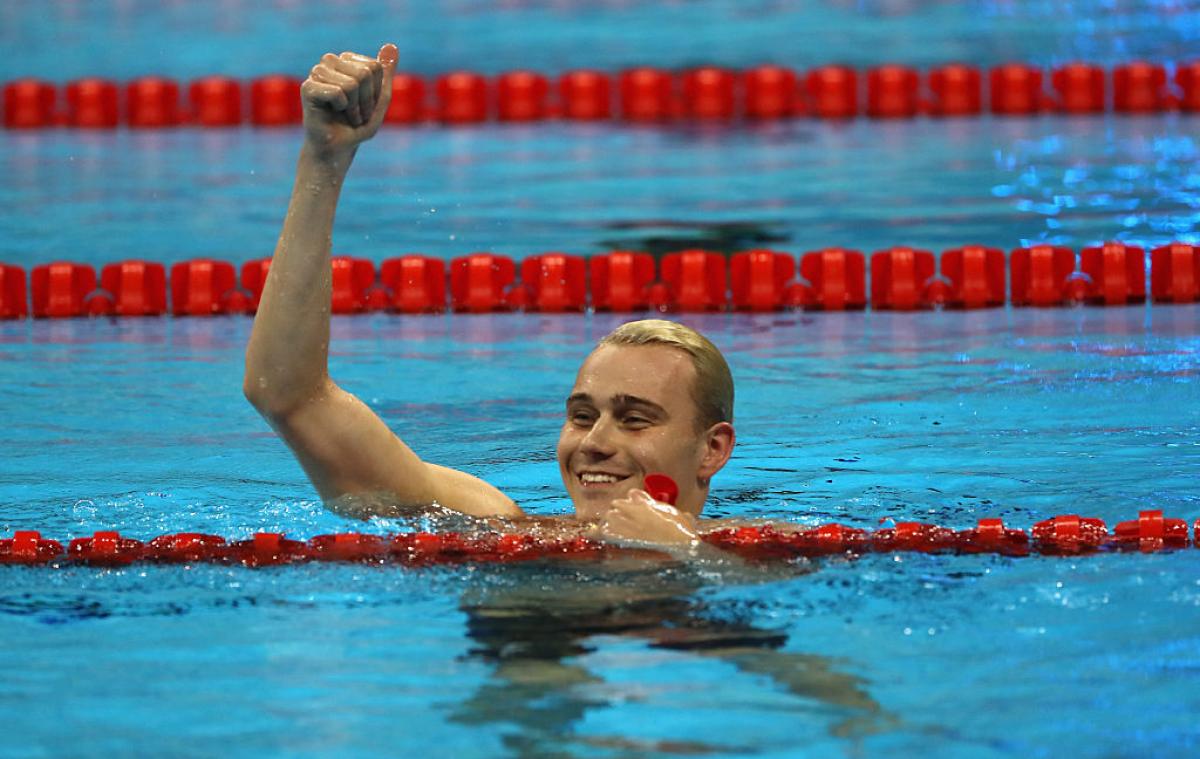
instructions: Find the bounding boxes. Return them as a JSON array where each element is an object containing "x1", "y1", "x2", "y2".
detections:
[{"x1": 557, "y1": 343, "x2": 733, "y2": 519}]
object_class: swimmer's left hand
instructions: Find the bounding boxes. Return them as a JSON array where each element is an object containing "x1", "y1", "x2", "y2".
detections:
[{"x1": 591, "y1": 489, "x2": 700, "y2": 547}]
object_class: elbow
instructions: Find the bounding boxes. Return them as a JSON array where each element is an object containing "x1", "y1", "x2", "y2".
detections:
[
  {"x1": 243, "y1": 370, "x2": 329, "y2": 421},
  {"x1": 243, "y1": 372, "x2": 295, "y2": 421}
]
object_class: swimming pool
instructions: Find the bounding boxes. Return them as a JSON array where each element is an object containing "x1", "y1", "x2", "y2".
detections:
[{"x1": 4, "y1": 1, "x2": 1200, "y2": 757}]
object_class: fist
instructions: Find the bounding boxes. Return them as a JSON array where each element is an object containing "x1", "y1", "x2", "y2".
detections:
[
  {"x1": 300, "y1": 44, "x2": 397, "y2": 157},
  {"x1": 592, "y1": 489, "x2": 700, "y2": 547}
]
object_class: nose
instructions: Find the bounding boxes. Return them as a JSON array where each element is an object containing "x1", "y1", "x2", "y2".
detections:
[{"x1": 579, "y1": 415, "x2": 617, "y2": 458}]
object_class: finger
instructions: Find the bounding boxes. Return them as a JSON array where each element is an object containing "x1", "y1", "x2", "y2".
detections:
[
  {"x1": 315, "y1": 55, "x2": 363, "y2": 125},
  {"x1": 301, "y1": 79, "x2": 350, "y2": 112},
  {"x1": 337, "y1": 52, "x2": 379, "y2": 127}
]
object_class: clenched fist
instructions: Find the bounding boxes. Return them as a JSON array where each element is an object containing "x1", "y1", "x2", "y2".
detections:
[{"x1": 301, "y1": 43, "x2": 397, "y2": 159}]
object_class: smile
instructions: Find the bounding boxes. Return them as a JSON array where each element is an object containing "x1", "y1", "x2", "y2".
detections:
[{"x1": 577, "y1": 472, "x2": 628, "y2": 488}]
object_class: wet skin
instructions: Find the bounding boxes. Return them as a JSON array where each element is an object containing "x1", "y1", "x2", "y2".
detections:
[{"x1": 556, "y1": 343, "x2": 735, "y2": 538}]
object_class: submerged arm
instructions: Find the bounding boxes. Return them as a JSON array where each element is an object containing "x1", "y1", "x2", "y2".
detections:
[{"x1": 243, "y1": 44, "x2": 519, "y2": 520}]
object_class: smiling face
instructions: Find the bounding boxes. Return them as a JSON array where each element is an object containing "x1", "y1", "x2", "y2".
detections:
[{"x1": 557, "y1": 343, "x2": 734, "y2": 519}]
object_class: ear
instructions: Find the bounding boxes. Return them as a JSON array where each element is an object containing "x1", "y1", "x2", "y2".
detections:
[{"x1": 697, "y1": 421, "x2": 735, "y2": 480}]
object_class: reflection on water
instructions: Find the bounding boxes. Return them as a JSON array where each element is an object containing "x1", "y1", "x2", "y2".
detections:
[{"x1": 453, "y1": 558, "x2": 887, "y2": 757}]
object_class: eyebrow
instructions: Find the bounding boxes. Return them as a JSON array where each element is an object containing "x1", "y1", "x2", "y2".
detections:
[{"x1": 566, "y1": 393, "x2": 668, "y2": 416}]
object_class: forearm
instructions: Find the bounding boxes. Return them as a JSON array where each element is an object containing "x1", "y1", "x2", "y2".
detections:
[{"x1": 244, "y1": 145, "x2": 355, "y2": 413}]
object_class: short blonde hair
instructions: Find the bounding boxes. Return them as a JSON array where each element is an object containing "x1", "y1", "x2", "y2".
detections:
[{"x1": 598, "y1": 319, "x2": 734, "y2": 430}]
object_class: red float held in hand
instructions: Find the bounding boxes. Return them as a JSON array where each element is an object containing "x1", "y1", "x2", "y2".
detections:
[{"x1": 643, "y1": 474, "x2": 679, "y2": 506}]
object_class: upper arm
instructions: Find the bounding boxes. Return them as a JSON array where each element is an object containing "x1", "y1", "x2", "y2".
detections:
[{"x1": 261, "y1": 380, "x2": 521, "y2": 519}]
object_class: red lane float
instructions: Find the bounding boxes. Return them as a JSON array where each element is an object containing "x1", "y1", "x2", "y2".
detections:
[
  {"x1": 0, "y1": 531, "x2": 62, "y2": 565},
  {"x1": 250, "y1": 75, "x2": 303, "y2": 126},
  {"x1": 2, "y1": 241, "x2": 1198, "y2": 320},
  {"x1": 385, "y1": 73, "x2": 429, "y2": 124},
  {"x1": 660, "y1": 249, "x2": 727, "y2": 311},
  {"x1": 800, "y1": 248, "x2": 867, "y2": 310},
  {"x1": 989, "y1": 63, "x2": 1046, "y2": 115},
  {"x1": 521, "y1": 253, "x2": 587, "y2": 312},
  {"x1": 189, "y1": 77, "x2": 242, "y2": 127},
  {"x1": 96, "y1": 260, "x2": 168, "y2": 316},
  {"x1": 65, "y1": 79, "x2": 120, "y2": 128},
  {"x1": 805, "y1": 66, "x2": 858, "y2": 119},
  {"x1": 1113, "y1": 62, "x2": 1170, "y2": 113},
  {"x1": 1051, "y1": 63, "x2": 1106, "y2": 114},
  {"x1": 170, "y1": 259, "x2": 244, "y2": 316},
  {"x1": 682, "y1": 67, "x2": 737, "y2": 120},
  {"x1": 870, "y1": 246, "x2": 936, "y2": 310},
  {"x1": 559, "y1": 70, "x2": 613, "y2": 120},
  {"x1": 1, "y1": 509, "x2": 1195, "y2": 568},
  {"x1": 3, "y1": 79, "x2": 57, "y2": 128},
  {"x1": 744, "y1": 65, "x2": 800, "y2": 119},
  {"x1": 867, "y1": 65, "x2": 920, "y2": 119},
  {"x1": 940, "y1": 245, "x2": 1005, "y2": 309},
  {"x1": 450, "y1": 253, "x2": 517, "y2": 312},
  {"x1": 1080, "y1": 242, "x2": 1145, "y2": 305},
  {"x1": 590, "y1": 251, "x2": 656, "y2": 312},
  {"x1": 1178, "y1": 61, "x2": 1200, "y2": 112},
  {"x1": 436, "y1": 72, "x2": 489, "y2": 124},
  {"x1": 927, "y1": 64, "x2": 982, "y2": 116},
  {"x1": 330, "y1": 256, "x2": 378, "y2": 314},
  {"x1": 497, "y1": 71, "x2": 550, "y2": 122},
  {"x1": 620, "y1": 67, "x2": 675, "y2": 122},
  {"x1": 0, "y1": 263, "x2": 27, "y2": 319},
  {"x1": 1151, "y1": 243, "x2": 1199, "y2": 303},
  {"x1": 1010, "y1": 245, "x2": 1078, "y2": 307},
  {"x1": 381, "y1": 255, "x2": 446, "y2": 313},
  {"x1": 730, "y1": 249, "x2": 800, "y2": 311},
  {"x1": 31, "y1": 262, "x2": 97, "y2": 318},
  {"x1": 8, "y1": 60, "x2": 1196, "y2": 130},
  {"x1": 126, "y1": 77, "x2": 181, "y2": 128}
]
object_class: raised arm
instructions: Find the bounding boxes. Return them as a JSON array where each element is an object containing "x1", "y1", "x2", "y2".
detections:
[{"x1": 243, "y1": 44, "x2": 521, "y2": 520}]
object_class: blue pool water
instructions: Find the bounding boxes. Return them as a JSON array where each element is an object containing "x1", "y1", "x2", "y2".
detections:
[{"x1": 3, "y1": 2, "x2": 1200, "y2": 757}]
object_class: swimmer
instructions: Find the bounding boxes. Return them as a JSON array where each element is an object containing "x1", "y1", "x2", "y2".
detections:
[
  {"x1": 244, "y1": 44, "x2": 734, "y2": 548},
  {"x1": 243, "y1": 45, "x2": 891, "y2": 735}
]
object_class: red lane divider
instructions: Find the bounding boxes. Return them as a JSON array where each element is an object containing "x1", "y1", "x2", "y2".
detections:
[
  {"x1": 8, "y1": 60, "x2": 1197, "y2": 129},
  {"x1": 3, "y1": 242, "x2": 1197, "y2": 319},
  {"x1": 2, "y1": 510, "x2": 1195, "y2": 567}
]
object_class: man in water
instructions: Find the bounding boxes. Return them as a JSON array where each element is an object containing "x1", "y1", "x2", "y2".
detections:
[
  {"x1": 244, "y1": 43, "x2": 735, "y2": 547},
  {"x1": 243, "y1": 44, "x2": 887, "y2": 736}
]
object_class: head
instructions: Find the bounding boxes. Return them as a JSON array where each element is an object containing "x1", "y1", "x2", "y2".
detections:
[{"x1": 557, "y1": 319, "x2": 736, "y2": 518}]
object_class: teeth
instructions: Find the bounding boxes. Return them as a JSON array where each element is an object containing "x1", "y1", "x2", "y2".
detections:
[{"x1": 580, "y1": 473, "x2": 620, "y2": 484}]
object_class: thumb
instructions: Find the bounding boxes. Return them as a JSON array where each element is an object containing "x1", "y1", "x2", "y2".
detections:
[{"x1": 369, "y1": 43, "x2": 398, "y2": 127}]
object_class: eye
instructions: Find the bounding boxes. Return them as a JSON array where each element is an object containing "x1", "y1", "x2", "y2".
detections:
[
  {"x1": 569, "y1": 409, "x2": 595, "y2": 426},
  {"x1": 623, "y1": 415, "x2": 651, "y2": 428}
]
